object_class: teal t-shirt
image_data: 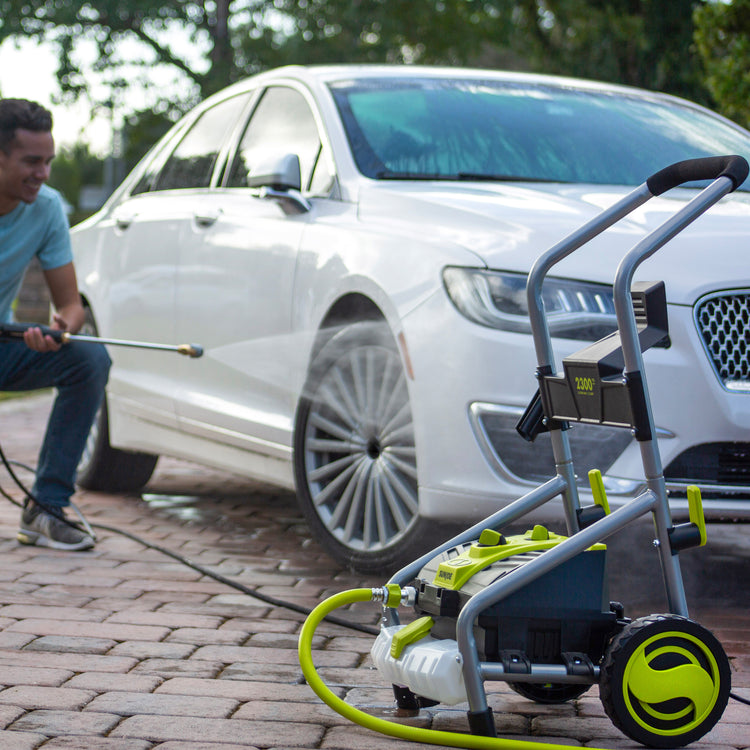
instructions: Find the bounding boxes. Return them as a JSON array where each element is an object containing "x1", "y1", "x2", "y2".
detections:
[{"x1": 0, "y1": 184, "x2": 72, "y2": 323}]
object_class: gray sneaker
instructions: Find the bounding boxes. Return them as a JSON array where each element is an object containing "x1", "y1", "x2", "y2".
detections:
[{"x1": 18, "y1": 501, "x2": 95, "y2": 551}]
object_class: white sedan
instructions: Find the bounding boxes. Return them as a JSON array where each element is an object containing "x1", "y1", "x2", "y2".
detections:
[{"x1": 72, "y1": 65, "x2": 750, "y2": 573}]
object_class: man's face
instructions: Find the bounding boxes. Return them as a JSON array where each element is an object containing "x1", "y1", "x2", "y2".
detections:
[{"x1": 0, "y1": 128, "x2": 55, "y2": 211}]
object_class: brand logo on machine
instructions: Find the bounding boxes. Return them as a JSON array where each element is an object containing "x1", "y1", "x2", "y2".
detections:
[{"x1": 436, "y1": 569, "x2": 454, "y2": 583}]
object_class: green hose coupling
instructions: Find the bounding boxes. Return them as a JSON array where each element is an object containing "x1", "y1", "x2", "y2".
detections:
[{"x1": 371, "y1": 584, "x2": 416, "y2": 607}]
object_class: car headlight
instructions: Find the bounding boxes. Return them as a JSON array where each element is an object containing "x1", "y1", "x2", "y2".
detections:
[{"x1": 443, "y1": 267, "x2": 617, "y2": 341}]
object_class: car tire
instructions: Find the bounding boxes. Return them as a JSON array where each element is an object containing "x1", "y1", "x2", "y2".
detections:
[
  {"x1": 294, "y1": 321, "x2": 432, "y2": 574},
  {"x1": 75, "y1": 308, "x2": 159, "y2": 493}
]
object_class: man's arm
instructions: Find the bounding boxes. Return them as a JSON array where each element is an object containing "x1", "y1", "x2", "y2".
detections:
[{"x1": 23, "y1": 262, "x2": 85, "y2": 352}]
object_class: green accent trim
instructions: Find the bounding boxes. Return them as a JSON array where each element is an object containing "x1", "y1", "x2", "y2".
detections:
[
  {"x1": 478, "y1": 528, "x2": 503, "y2": 546},
  {"x1": 433, "y1": 526, "x2": 606, "y2": 591},
  {"x1": 385, "y1": 583, "x2": 402, "y2": 608},
  {"x1": 588, "y1": 469, "x2": 611, "y2": 515},
  {"x1": 687, "y1": 486, "x2": 707, "y2": 547},
  {"x1": 622, "y1": 631, "x2": 721, "y2": 736},
  {"x1": 390, "y1": 616, "x2": 434, "y2": 659}
]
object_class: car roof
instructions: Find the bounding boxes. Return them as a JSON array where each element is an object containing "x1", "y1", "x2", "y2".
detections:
[{"x1": 213, "y1": 64, "x2": 678, "y2": 105}]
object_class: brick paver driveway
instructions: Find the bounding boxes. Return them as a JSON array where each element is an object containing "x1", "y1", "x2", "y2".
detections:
[{"x1": 0, "y1": 393, "x2": 747, "y2": 749}]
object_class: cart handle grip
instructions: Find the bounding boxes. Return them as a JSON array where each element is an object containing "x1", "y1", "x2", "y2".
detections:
[{"x1": 646, "y1": 155, "x2": 748, "y2": 196}]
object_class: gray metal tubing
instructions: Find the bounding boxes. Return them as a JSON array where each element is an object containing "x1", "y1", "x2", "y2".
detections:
[
  {"x1": 526, "y1": 184, "x2": 652, "y2": 370},
  {"x1": 613, "y1": 176, "x2": 735, "y2": 375},
  {"x1": 481, "y1": 663, "x2": 600, "y2": 684},
  {"x1": 549, "y1": 428, "x2": 581, "y2": 535},
  {"x1": 608, "y1": 175, "x2": 734, "y2": 617},
  {"x1": 523, "y1": 184, "x2": 652, "y2": 531},
  {"x1": 456, "y1": 489, "x2": 658, "y2": 713}
]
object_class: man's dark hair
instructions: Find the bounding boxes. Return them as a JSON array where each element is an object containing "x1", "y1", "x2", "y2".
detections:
[{"x1": 0, "y1": 99, "x2": 53, "y2": 154}]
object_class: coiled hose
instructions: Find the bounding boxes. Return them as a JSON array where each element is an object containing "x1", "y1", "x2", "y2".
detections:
[{"x1": 298, "y1": 587, "x2": 609, "y2": 750}]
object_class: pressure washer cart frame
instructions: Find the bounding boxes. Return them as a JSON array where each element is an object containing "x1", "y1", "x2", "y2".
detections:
[{"x1": 372, "y1": 156, "x2": 749, "y2": 748}]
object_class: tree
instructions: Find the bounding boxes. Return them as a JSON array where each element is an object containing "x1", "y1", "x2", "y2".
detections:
[
  {"x1": 0, "y1": 0, "x2": 715, "y2": 152},
  {"x1": 694, "y1": 0, "x2": 750, "y2": 128}
]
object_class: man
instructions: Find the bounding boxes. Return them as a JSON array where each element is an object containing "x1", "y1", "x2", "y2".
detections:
[{"x1": 0, "y1": 98, "x2": 110, "y2": 550}]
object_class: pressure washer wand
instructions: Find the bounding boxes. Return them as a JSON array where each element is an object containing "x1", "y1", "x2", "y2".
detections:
[{"x1": 0, "y1": 323, "x2": 203, "y2": 358}]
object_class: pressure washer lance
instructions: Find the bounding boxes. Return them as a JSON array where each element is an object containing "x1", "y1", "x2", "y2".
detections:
[{"x1": 0, "y1": 322, "x2": 203, "y2": 358}]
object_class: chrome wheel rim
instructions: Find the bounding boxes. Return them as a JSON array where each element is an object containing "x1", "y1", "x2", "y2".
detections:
[{"x1": 303, "y1": 340, "x2": 418, "y2": 552}]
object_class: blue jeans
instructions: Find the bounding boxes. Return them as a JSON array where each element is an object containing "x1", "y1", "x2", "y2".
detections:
[{"x1": 0, "y1": 340, "x2": 111, "y2": 508}]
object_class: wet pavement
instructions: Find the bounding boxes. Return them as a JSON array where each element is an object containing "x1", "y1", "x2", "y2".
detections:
[{"x1": 0, "y1": 392, "x2": 747, "y2": 749}]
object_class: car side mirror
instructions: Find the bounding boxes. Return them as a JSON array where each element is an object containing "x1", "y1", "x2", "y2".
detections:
[
  {"x1": 247, "y1": 153, "x2": 302, "y2": 191},
  {"x1": 246, "y1": 154, "x2": 311, "y2": 214}
]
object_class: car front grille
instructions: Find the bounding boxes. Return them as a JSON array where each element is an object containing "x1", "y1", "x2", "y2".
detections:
[
  {"x1": 664, "y1": 442, "x2": 750, "y2": 494},
  {"x1": 695, "y1": 292, "x2": 750, "y2": 390}
]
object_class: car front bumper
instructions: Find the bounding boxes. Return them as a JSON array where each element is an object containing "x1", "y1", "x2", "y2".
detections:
[{"x1": 401, "y1": 289, "x2": 750, "y2": 525}]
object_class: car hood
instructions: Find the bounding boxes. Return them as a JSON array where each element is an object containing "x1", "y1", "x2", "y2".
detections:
[{"x1": 359, "y1": 181, "x2": 750, "y2": 305}]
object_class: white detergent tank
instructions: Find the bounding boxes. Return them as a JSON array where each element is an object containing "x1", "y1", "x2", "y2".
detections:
[{"x1": 370, "y1": 625, "x2": 468, "y2": 706}]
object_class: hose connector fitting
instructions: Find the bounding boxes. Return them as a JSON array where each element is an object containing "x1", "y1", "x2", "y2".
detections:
[{"x1": 371, "y1": 584, "x2": 416, "y2": 607}]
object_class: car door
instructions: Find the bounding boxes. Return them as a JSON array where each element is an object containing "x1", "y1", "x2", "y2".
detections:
[
  {"x1": 97, "y1": 93, "x2": 252, "y2": 428},
  {"x1": 173, "y1": 84, "x2": 332, "y2": 462}
]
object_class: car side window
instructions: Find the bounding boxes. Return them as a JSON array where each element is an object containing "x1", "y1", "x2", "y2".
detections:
[
  {"x1": 226, "y1": 86, "x2": 331, "y2": 194},
  {"x1": 150, "y1": 94, "x2": 249, "y2": 192}
]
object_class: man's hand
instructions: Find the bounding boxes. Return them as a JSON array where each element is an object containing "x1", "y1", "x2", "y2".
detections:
[{"x1": 23, "y1": 312, "x2": 67, "y2": 353}]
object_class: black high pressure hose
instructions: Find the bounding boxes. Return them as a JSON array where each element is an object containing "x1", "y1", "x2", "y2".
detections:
[{"x1": 0, "y1": 440, "x2": 377, "y2": 636}]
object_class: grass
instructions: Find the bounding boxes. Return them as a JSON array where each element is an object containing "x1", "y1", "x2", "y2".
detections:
[{"x1": 0, "y1": 390, "x2": 52, "y2": 403}]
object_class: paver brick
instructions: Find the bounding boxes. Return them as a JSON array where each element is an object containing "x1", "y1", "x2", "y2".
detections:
[
  {"x1": 0, "y1": 729, "x2": 47, "y2": 749},
  {"x1": 111, "y1": 714, "x2": 325, "y2": 746},
  {"x1": 132, "y1": 658, "x2": 224, "y2": 679},
  {"x1": 191, "y1": 645, "x2": 357, "y2": 668},
  {"x1": 66, "y1": 673, "x2": 163, "y2": 693},
  {"x1": 0, "y1": 665, "x2": 73, "y2": 687},
  {"x1": 0, "y1": 704, "x2": 25, "y2": 728},
  {"x1": 43, "y1": 737, "x2": 153, "y2": 749},
  {"x1": 0, "y1": 685, "x2": 96, "y2": 710},
  {"x1": 0, "y1": 604, "x2": 109, "y2": 621},
  {"x1": 10, "y1": 708, "x2": 122, "y2": 735},
  {"x1": 110, "y1": 640, "x2": 197, "y2": 659},
  {"x1": 85, "y1": 690, "x2": 239, "y2": 718},
  {"x1": 167, "y1": 627, "x2": 249, "y2": 646},
  {"x1": 155, "y1": 677, "x2": 346, "y2": 703},
  {"x1": 0, "y1": 649, "x2": 137, "y2": 673},
  {"x1": 7, "y1": 618, "x2": 171, "y2": 641},
  {"x1": 106, "y1": 610, "x2": 224, "y2": 629},
  {"x1": 24, "y1": 635, "x2": 116, "y2": 654}
]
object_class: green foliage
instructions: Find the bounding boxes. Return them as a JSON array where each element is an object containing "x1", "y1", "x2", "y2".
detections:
[
  {"x1": 507, "y1": 0, "x2": 708, "y2": 103},
  {"x1": 695, "y1": 0, "x2": 750, "y2": 128},
  {"x1": 0, "y1": 0, "x2": 727, "y2": 185},
  {"x1": 46, "y1": 142, "x2": 105, "y2": 222}
]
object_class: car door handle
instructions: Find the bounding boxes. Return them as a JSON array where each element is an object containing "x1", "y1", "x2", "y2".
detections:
[
  {"x1": 193, "y1": 210, "x2": 221, "y2": 228},
  {"x1": 113, "y1": 212, "x2": 136, "y2": 230}
]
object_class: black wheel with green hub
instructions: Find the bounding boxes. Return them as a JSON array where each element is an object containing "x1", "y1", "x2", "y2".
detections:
[{"x1": 600, "y1": 614, "x2": 730, "y2": 748}]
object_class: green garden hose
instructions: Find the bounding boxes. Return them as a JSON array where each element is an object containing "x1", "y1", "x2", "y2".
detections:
[{"x1": 298, "y1": 586, "x2": 608, "y2": 750}]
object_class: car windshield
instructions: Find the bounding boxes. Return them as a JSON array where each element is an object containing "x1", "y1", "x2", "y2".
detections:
[{"x1": 329, "y1": 78, "x2": 750, "y2": 190}]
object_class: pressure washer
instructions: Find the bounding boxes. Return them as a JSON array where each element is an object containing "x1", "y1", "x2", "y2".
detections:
[{"x1": 298, "y1": 155, "x2": 750, "y2": 749}]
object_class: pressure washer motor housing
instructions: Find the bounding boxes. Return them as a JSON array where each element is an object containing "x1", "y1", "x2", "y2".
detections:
[{"x1": 372, "y1": 524, "x2": 623, "y2": 708}]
